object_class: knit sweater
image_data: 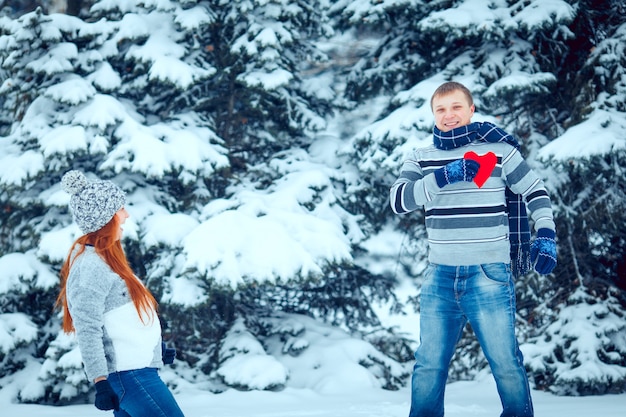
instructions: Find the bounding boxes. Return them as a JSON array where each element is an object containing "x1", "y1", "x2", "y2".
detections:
[
  {"x1": 390, "y1": 140, "x2": 555, "y2": 266},
  {"x1": 66, "y1": 246, "x2": 162, "y2": 381}
]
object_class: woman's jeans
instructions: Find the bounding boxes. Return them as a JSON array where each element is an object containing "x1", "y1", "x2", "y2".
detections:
[
  {"x1": 409, "y1": 263, "x2": 533, "y2": 417},
  {"x1": 108, "y1": 368, "x2": 185, "y2": 417}
]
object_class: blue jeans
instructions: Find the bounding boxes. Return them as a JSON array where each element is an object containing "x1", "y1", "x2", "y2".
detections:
[
  {"x1": 409, "y1": 263, "x2": 533, "y2": 417},
  {"x1": 107, "y1": 368, "x2": 185, "y2": 417}
]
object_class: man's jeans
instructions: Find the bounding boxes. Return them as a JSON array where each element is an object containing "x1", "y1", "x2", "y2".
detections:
[
  {"x1": 108, "y1": 367, "x2": 185, "y2": 417},
  {"x1": 409, "y1": 263, "x2": 533, "y2": 417}
]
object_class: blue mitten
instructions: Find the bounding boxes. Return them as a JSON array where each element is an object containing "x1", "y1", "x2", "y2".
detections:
[
  {"x1": 434, "y1": 159, "x2": 480, "y2": 188},
  {"x1": 531, "y1": 228, "x2": 557, "y2": 274},
  {"x1": 94, "y1": 380, "x2": 119, "y2": 411},
  {"x1": 162, "y1": 342, "x2": 176, "y2": 365}
]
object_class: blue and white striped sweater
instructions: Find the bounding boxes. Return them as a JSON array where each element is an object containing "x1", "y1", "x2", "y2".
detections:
[{"x1": 390, "y1": 141, "x2": 555, "y2": 267}]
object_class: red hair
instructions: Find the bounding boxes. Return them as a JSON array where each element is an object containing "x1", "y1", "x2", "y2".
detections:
[{"x1": 56, "y1": 213, "x2": 157, "y2": 333}]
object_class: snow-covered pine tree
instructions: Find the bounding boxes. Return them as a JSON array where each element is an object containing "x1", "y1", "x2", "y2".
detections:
[
  {"x1": 0, "y1": 8, "x2": 125, "y2": 402},
  {"x1": 0, "y1": 4, "x2": 228, "y2": 403},
  {"x1": 330, "y1": 0, "x2": 625, "y2": 394},
  {"x1": 84, "y1": 0, "x2": 402, "y2": 389},
  {"x1": 1, "y1": 0, "x2": 408, "y2": 403},
  {"x1": 2, "y1": 0, "x2": 624, "y2": 402},
  {"x1": 174, "y1": 0, "x2": 334, "y2": 164},
  {"x1": 522, "y1": 2, "x2": 626, "y2": 393},
  {"x1": 327, "y1": 0, "x2": 431, "y2": 223},
  {"x1": 523, "y1": 283, "x2": 626, "y2": 395},
  {"x1": 151, "y1": 0, "x2": 406, "y2": 387}
]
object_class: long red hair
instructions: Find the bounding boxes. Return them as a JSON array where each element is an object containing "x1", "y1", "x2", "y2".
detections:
[{"x1": 56, "y1": 212, "x2": 157, "y2": 333}]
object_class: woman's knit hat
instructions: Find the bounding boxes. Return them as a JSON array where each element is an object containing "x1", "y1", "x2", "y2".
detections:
[{"x1": 61, "y1": 170, "x2": 126, "y2": 234}]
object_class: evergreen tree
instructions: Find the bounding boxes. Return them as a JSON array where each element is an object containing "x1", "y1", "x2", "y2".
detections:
[
  {"x1": 0, "y1": 8, "x2": 118, "y2": 402},
  {"x1": 331, "y1": 0, "x2": 626, "y2": 391},
  {"x1": 1, "y1": 0, "x2": 624, "y2": 403},
  {"x1": 1, "y1": 0, "x2": 405, "y2": 404},
  {"x1": 0, "y1": 3, "x2": 234, "y2": 402},
  {"x1": 522, "y1": 2, "x2": 626, "y2": 393}
]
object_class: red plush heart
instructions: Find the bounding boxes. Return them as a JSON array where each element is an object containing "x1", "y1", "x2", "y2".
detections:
[{"x1": 464, "y1": 151, "x2": 497, "y2": 188}]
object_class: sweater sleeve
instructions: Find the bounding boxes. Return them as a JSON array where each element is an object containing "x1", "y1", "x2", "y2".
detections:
[
  {"x1": 390, "y1": 150, "x2": 441, "y2": 214},
  {"x1": 66, "y1": 254, "x2": 115, "y2": 381},
  {"x1": 502, "y1": 147, "x2": 556, "y2": 233}
]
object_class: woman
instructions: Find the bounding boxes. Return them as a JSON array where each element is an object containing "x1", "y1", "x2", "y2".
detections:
[{"x1": 56, "y1": 170, "x2": 184, "y2": 417}]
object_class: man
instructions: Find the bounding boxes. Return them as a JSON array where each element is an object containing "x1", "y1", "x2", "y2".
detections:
[{"x1": 390, "y1": 81, "x2": 557, "y2": 417}]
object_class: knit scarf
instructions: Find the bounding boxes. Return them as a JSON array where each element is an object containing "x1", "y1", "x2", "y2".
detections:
[{"x1": 433, "y1": 121, "x2": 532, "y2": 277}]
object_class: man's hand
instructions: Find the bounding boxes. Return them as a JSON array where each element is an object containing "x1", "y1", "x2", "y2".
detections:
[
  {"x1": 531, "y1": 228, "x2": 557, "y2": 274},
  {"x1": 434, "y1": 159, "x2": 480, "y2": 188}
]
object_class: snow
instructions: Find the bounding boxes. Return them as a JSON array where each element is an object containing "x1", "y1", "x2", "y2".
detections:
[
  {"x1": 72, "y1": 94, "x2": 127, "y2": 129},
  {"x1": 44, "y1": 76, "x2": 96, "y2": 105},
  {"x1": 142, "y1": 212, "x2": 199, "y2": 248},
  {"x1": 538, "y1": 109, "x2": 626, "y2": 160},
  {"x1": 174, "y1": 144, "x2": 358, "y2": 288},
  {"x1": 217, "y1": 355, "x2": 288, "y2": 391},
  {"x1": 1, "y1": 2, "x2": 625, "y2": 415},
  {"x1": 26, "y1": 42, "x2": 78, "y2": 75},
  {"x1": 113, "y1": 10, "x2": 217, "y2": 89},
  {"x1": 102, "y1": 116, "x2": 229, "y2": 179},
  {"x1": 182, "y1": 204, "x2": 351, "y2": 287},
  {"x1": 88, "y1": 62, "x2": 122, "y2": 91},
  {"x1": 418, "y1": 0, "x2": 510, "y2": 33},
  {"x1": 417, "y1": 0, "x2": 575, "y2": 33},
  {"x1": 0, "y1": 313, "x2": 39, "y2": 352},
  {"x1": 115, "y1": 13, "x2": 150, "y2": 39},
  {"x1": 149, "y1": 55, "x2": 215, "y2": 89},
  {"x1": 3, "y1": 305, "x2": 624, "y2": 415},
  {"x1": 484, "y1": 72, "x2": 556, "y2": 97},
  {"x1": 263, "y1": 314, "x2": 404, "y2": 394},
  {"x1": 39, "y1": 125, "x2": 88, "y2": 157},
  {"x1": 240, "y1": 68, "x2": 293, "y2": 90},
  {"x1": 255, "y1": 27, "x2": 281, "y2": 47},
  {"x1": 38, "y1": 226, "x2": 79, "y2": 262},
  {"x1": 0, "y1": 252, "x2": 58, "y2": 292},
  {"x1": 91, "y1": 0, "x2": 138, "y2": 14},
  {"x1": 0, "y1": 147, "x2": 45, "y2": 186},
  {"x1": 521, "y1": 285, "x2": 626, "y2": 393},
  {"x1": 161, "y1": 271, "x2": 206, "y2": 306},
  {"x1": 512, "y1": 0, "x2": 576, "y2": 31},
  {"x1": 174, "y1": 6, "x2": 216, "y2": 30},
  {"x1": 1, "y1": 373, "x2": 625, "y2": 416},
  {"x1": 217, "y1": 318, "x2": 289, "y2": 390}
]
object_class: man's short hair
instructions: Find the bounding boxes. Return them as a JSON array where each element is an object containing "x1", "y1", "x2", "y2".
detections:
[{"x1": 430, "y1": 81, "x2": 474, "y2": 109}]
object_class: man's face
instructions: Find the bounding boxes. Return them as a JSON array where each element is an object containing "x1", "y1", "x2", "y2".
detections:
[{"x1": 432, "y1": 90, "x2": 475, "y2": 132}]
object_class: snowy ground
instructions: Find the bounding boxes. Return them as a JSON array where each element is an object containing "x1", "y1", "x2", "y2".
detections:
[
  {"x1": 2, "y1": 283, "x2": 625, "y2": 416},
  {"x1": 2, "y1": 376, "x2": 624, "y2": 416}
]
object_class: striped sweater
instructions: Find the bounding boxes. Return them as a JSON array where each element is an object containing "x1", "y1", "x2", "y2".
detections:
[{"x1": 390, "y1": 140, "x2": 555, "y2": 266}]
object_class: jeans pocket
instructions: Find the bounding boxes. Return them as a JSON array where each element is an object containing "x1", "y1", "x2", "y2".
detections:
[
  {"x1": 419, "y1": 263, "x2": 437, "y2": 289},
  {"x1": 479, "y1": 263, "x2": 511, "y2": 284},
  {"x1": 422, "y1": 263, "x2": 435, "y2": 281},
  {"x1": 109, "y1": 372, "x2": 126, "y2": 404}
]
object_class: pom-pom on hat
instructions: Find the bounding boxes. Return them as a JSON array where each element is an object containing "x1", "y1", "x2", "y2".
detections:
[{"x1": 61, "y1": 170, "x2": 126, "y2": 234}]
